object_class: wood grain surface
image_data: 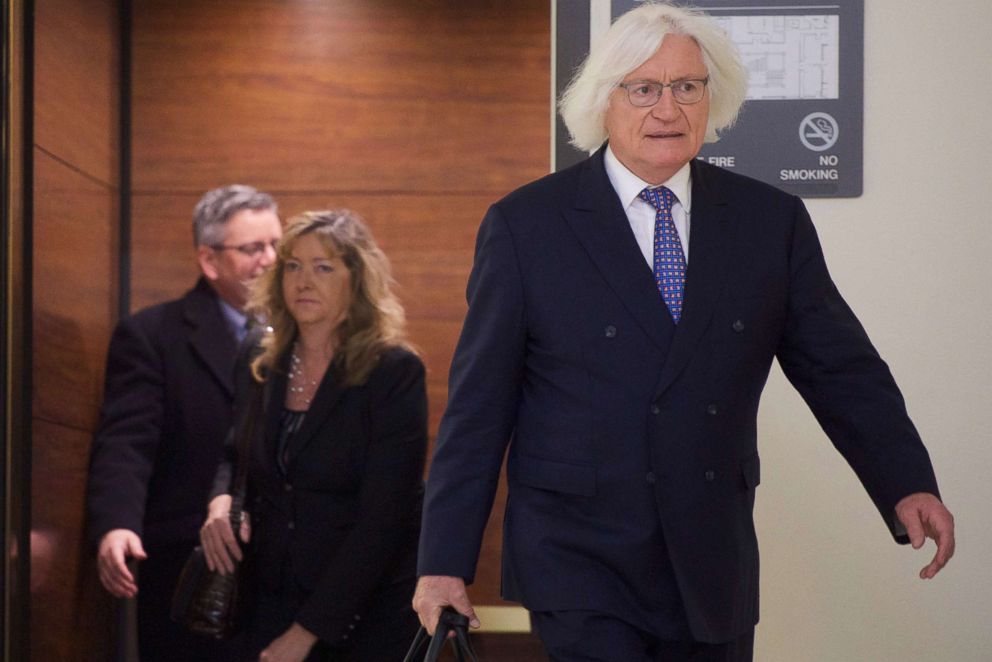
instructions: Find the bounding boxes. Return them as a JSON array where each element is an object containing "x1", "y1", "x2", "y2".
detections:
[
  {"x1": 33, "y1": 151, "x2": 117, "y2": 432},
  {"x1": 131, "y1": 0, "x2": 548, "y2": 194},
  {"x1": 34, "y1": 0, "x2": 119, "y2": 185},
  {"x1": 31, "y1": 0, "x2": 120, "y2": 658},
  {"x1": 30, "y1": 420, "x2": 116, "y2": 662}
]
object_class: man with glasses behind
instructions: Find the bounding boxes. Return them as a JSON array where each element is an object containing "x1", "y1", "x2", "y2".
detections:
[
  {"x1": 87, "y1": 185, "x2": 282, "y2": 661},
  {"x1": 414, "y1": 4, "x2": 954, "y2": 661}
]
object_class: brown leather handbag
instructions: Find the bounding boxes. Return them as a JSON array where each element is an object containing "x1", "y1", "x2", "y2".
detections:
[{"x1": 170, "y1": 378, "x2": 263, "y2": 639}]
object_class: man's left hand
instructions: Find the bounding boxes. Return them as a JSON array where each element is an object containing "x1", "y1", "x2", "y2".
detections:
[{"x1": 895, "y1": 492, "x2": 955, "y2": 579}]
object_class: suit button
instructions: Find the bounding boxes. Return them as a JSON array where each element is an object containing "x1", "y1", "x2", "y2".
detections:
[
  {"x1": 284, "y1": 483, "x2": 293, "y2": 492},
  {"x1": 347, "y1": 624, "x2": 355, "y2": 630},
  {"x1": 650, "y1": 404, "x2": 660, "y2": 415},
  {"x1": 704, "y1": 470, "x2": 715, "y2": 481},
  {"x1": 646, "y1": 472, "x2": 656, "y2": 484},
  {"x1": 732, "y1": 320, "x2": 745, "y2": 332},
  {"x1": 604, "y1": 325, "x2": 617, "y2": 338},
  {"x1": 354, "y1": 614, "x2": 361, "y2": 621},
  {"x1": 706, "y1": 403, "x2": 718, "y2": 416},
  {"x1": 288, "y1": 521, "x2": 295, "y2": 530}
]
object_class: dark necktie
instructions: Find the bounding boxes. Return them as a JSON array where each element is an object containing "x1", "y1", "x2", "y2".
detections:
[{"x1": 638, "y1": 186, "x2": 686, "y2": 323}]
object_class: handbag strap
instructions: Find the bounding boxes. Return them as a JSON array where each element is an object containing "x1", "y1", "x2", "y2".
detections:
[{"x1": 227, "y1": 376, "x2": 265, "y2": 536}]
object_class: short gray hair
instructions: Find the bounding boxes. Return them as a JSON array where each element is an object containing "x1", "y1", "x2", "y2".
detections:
[
  {"x1": 559, "y1": 2, "x2": 748, "y2": 152},
  {"x1": 192, "y1": 184, "x2": 278, "y2": 247}
]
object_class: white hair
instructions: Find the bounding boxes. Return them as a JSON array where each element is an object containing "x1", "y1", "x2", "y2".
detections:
[{"x1": 559, "y1": 2, "x2": 748, "y2": 152}]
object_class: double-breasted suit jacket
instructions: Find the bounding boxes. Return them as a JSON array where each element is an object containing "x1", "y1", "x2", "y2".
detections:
[
  {"x1": 419, "y1": 149, "x2": 940, "y2": 643},
  {"x1": 214, "y1": 345, "x2": 428, "y2": 649}
]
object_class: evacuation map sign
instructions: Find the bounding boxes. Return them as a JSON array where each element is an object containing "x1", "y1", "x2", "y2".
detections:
[{"x1": 553, "y1": 0, "x2": 864, "y2": 197}]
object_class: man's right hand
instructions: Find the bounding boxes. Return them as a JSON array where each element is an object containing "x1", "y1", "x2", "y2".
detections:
[
  {"x1": 97, "y1": 529, "x2": 147, "y2": 598},
  {"x1": 411, "y1": 575, "x2": 480, "y2": 635}
]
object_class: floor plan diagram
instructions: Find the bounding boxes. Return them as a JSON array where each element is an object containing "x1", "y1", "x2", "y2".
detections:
[{"x1": 713, "y1": 15, "x2": 839, "y2": 100}]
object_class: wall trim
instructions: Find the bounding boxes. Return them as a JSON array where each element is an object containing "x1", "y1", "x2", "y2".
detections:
[{"x1": 2, "y1": 0, "x2": 34, "y2": 658}]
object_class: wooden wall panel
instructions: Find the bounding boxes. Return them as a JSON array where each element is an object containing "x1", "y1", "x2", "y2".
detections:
[
  {"x1": 127, "y1": 193, "x2": 202, "y2": 310},
  {"x1": 32, "y1": 153, "x2": 117, "y2": 432},
  {"x1": 34, "y1": 0, "x2": 119, "y2": 184},
  {"x1": 32, "y1": 0, "x2": 120, "y2": 658},
  {"x1": 132, "y1": 0, "x2": 548, "y2": 194},
  {"x1": 30, "y1": 421, "x2": 115, "y2": 661}
]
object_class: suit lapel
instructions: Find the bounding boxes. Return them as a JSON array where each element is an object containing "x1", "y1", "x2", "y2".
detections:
[
  {"x1": 262, "y1": 364, "x2": 289, "y2": 466},
  {"x1": 183, "y1": 278, "x2": 237, "y2": 398},
  {"x1": 561, "y1": 150, "x2": 674, "y2": 351},
  {"x1": 653, "y1": 160, "x2": 735, "y2": 398},
  {"x1": 283, "y1": 360, "x2": 349, "y2": 468}
]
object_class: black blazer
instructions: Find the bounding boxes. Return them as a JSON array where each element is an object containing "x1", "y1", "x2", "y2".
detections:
[
  {"x1": 87, "y1": 278, "x2": 238, "y2": 548},
  {"x1": 214, "y1": 344, "x2": 428, "y2": 646},
  {"x1": 419, "y1": 149, "x2": 940, "y2": 643}
]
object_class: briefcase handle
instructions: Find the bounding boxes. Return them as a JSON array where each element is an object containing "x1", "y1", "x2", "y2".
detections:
[{"x1": 402, "y1": 607, "x2": 479, "y2": 662}]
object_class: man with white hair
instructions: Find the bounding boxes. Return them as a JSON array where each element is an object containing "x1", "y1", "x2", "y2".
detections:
[
  {"x1": 87, "y1": 185, "x2": 282, "y2": 661},
  {"x1": 413, "y1": 3, "x2": 954, "y2": 660}
]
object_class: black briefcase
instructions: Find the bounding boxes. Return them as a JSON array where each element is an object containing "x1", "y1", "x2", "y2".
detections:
[{"x1": 402, "y1": 608, "x2": 479, "y2": 662}]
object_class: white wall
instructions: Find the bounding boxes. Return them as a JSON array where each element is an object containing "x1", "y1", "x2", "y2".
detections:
[{"x1": 754, "y1": 1, "x2": 992, "y2": 660}]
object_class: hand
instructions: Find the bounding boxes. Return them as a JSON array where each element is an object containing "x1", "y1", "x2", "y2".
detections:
[
  {"x1": 199, "y1": 494, "x2": 251, "y2": 575},
  {"x1": 412, "y1": 575, "x2": 480, "y2": 635},
  {"x1": 258, "y1": 623, "x2": 318, "y2": 662},
  {"x1": 895, "y1": 492, "x2": 955, "y2": 579},
  {"x1": 97, "y1": 529, "x2": 147, "y2": 598}
]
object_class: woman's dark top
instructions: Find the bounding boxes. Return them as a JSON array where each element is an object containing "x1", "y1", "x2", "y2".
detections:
[{"x1": 276, "y1": 408, "x2": 306, "y2": 475}]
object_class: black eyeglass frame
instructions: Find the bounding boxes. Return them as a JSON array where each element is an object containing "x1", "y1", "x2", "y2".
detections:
[{"x1": 210, "y1": 239, "x2": 279, "y2": 257}]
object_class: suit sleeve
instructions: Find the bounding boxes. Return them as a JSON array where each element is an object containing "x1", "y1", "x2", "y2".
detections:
[
  {"x1": 775, "y1": 197, "x2": 940, "y2": 542},
  {"x1": 294, "y1": 351, "x2": 428, "y2": 643},
  {"x1": 207, "y1": 414, "x2": 237, "y2": 502},
  {"x1": 417, "y1": 204, "x2": 528, "y2": 582},
  {"x1": 85, "y1": 315, "x2": 165, "y2": 546}
]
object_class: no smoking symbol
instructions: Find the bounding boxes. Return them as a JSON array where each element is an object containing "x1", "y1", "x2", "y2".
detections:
[{"x1": 799, "y1": 112, "x2": 839, "y2": 152}]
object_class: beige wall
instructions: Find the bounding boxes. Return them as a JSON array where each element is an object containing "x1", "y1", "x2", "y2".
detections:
[{"x1": 753, "y1": 1, "x2": 992, "y2": 659}]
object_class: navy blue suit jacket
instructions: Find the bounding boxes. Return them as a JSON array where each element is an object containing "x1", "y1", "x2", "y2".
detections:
[{"x1": 419, "y1": 149, "x2": 940, "y2": 643}]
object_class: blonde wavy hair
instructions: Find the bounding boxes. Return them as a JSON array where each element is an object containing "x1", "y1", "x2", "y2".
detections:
[{"x1": 248, "y1": 210, "x2": 414, "y2": 386}]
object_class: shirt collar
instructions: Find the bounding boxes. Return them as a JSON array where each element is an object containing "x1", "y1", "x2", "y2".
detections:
[
  {"x1": 604, "y1": 144, "x2": 693, "y2": 213},
  {"x1": 216, "y1": 296, "x2": 248, "y2": 340}
]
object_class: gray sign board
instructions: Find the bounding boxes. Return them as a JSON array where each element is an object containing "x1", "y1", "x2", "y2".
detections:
[{"x1": 553, "y1": 0, "x2": 864, "y2": 197}]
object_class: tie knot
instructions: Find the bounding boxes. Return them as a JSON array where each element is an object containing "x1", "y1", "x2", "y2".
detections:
[{"x1": 639, "y1": 186, "x2": 676, "y2": 213}]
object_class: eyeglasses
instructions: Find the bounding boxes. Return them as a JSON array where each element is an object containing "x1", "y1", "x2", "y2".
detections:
[
  {"x1": 618, "y1": 77, "x2": 710, "y2": 107},
  {"x1": 211, "y1": 239, "x2": 279, "y2": 258}
]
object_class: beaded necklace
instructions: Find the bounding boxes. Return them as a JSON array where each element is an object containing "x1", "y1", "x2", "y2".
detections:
[{"x1": 288, "y1": 345, "x2": 321, "y2": 406}]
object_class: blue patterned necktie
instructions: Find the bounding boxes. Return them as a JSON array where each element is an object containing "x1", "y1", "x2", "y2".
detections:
[{"x1": 638, "y1": 186, "x2": 686, "y2": 323}]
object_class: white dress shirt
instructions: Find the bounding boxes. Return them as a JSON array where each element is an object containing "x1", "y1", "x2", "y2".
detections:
[{"x1": 603, "y1": 145, "x2": 693, "y2": 266}]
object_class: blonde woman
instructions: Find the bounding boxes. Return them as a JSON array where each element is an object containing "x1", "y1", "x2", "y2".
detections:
[{"x1": 201, "y1": 210, "x2": 426, "y2": 661}]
